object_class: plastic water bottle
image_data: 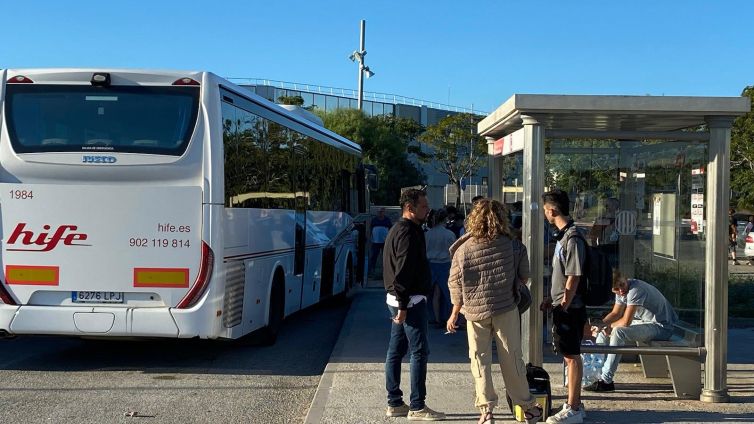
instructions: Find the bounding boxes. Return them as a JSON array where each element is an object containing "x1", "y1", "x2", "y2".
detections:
[
  {"x1": 580, "y1": 341, "x2": 596, "y2": 386},
  {"x1": 593, "y1": 354, "x2": 604, "y2": 373},
  {"x1": 590, "y1": 360, "x2": 601, "y2": 384},
  {"x1": 581, "y1": 353, "x2": 595, "y2": 386}
]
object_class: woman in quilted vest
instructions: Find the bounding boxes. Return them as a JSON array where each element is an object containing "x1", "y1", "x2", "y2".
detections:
[{"x1": 446, "y1": 199, "x2": 542, "y2": 424}]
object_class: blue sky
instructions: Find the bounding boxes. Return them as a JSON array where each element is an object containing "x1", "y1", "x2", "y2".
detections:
[{"x1": 2, "y1": 1, "x2": 753, "y2": 113}]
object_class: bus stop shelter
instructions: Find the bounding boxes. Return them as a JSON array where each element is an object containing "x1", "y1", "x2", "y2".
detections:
[{"x1": 478, "y1": 94, "x2": 750, "y2": 402}]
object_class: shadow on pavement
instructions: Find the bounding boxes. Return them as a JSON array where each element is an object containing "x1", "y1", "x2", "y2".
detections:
[{"x1": 0, "y1": 299, "x2": 350, "y2": 376}]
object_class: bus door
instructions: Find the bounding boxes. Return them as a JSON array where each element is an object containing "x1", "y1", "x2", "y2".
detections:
[{"x1": 293, "y1": 144, "x2": 307, "y2": 290}]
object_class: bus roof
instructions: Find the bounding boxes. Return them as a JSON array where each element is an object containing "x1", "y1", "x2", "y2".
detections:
[{"x1": 3, "y1": 68, "x2": 362, "y2": 156}]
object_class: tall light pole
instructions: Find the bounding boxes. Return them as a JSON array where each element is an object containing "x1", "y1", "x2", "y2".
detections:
[{"x1": 349, "y1": 19, "x2": 374, "y2": 111}]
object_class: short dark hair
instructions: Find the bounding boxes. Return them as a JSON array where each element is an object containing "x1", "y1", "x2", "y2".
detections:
[
  {"x1": 434, "y1": 208, "x2": 448, "y2": 225},
  {"x1": 400, "y1": 189, "x2": 426, "y2": 211},
  {"x1": 471, "y1": 195, "x2": 484, "y2": 204},
  {"x1": 542, "y1": 189, "x2": 570, "y2": 216}
]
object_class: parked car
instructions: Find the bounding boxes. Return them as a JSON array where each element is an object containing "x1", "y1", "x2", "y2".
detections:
[
  {"x1": 737, "y1": 220, "x2": 749, "y2": 248},
  {"x1": 744, "y1": 232, "x2": 754, "y2": 260}
]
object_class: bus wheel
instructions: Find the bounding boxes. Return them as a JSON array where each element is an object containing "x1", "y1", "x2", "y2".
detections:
[{"x1": 259, "y1": 276, "x2": 285, "y2": 346}]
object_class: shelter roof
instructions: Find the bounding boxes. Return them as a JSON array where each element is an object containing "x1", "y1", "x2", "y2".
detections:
[{"x1": 478, "y1": 94, "x2": 750, "y2": 138}]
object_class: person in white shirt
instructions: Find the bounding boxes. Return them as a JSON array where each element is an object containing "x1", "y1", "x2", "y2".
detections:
[
  {"x1": 369, "y1": 208, "x2": 392, "y2": 277},
  {"x1": 424, "y1": 209, "x2": 456, "y2": 325}
]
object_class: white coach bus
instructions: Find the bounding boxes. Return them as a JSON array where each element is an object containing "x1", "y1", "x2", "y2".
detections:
[{"x1": 0, "y1": 69, "x2": 369, "y2": 343}]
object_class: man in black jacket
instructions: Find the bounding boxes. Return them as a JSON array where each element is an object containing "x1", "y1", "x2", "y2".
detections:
[{"x1": 383, "y1": 189, "x2": 445, "y2": 421}]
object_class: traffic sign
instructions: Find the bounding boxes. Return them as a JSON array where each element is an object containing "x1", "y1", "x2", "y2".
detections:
[{"x1": 615, "y1": 210, "x2": 637, "y2": 236}]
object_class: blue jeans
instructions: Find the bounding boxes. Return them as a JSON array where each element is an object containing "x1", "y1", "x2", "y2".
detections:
[
  {"x1": 596, "y1": 322, "x2": 673, "y2": 383},
  {"x1": 428, "y1": 262, "x2": 451, "y2": 322},
  {"x1": 385, "y1": 301, "x2": 430, "y2": 410}
]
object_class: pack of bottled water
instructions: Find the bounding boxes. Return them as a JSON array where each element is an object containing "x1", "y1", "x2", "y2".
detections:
[
  {"x1": 581, "y1": 352, "x2": 604, "y2": 386},
  {"x1": 563, "y1": 341, "x2": 606, "y2": 387}
]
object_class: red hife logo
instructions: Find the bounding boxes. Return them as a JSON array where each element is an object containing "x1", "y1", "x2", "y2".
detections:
[{"x1": 6, "y1": 223, "x2": 90, "y2": 252}]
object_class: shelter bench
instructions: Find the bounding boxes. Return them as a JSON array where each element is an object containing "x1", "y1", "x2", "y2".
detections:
[{"x1": 579, "y1": 323, "x2": 705, "y2": 399}]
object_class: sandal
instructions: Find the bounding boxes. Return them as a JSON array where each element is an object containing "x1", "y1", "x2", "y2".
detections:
[
  {"x1": 478, "y1": 411, "x2": 494, "y2": 424},
  {"x1": 524, "y1": 405, "x2": 543, "y2": 424}
]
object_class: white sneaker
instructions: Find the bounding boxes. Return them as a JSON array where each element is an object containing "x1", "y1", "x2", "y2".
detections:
[
  {"x1": 555, "y1": 402, "x2": 587, "y2": 419},
  {"x1": 546, "y1": 403, "x2": 585, "y2": 423}
]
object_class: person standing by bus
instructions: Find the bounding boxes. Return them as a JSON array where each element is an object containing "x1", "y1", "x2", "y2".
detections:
[
  {"x1": 445, "y1": 206, "x2": 465, "y2": 238},
  {"x1": 383, "y1": 189, "x2": 446, "y2": 421},
  {"x1": 424, "y1": 208, "x2": 456, "y2": 326},
  {"x1": 370, "y1": 208, "x2": 392, "y2": 277}
]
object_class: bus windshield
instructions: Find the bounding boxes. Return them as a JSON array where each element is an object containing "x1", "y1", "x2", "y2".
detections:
[{"x1": 4, "y1": 84, "x2": 200, "y2": 155}]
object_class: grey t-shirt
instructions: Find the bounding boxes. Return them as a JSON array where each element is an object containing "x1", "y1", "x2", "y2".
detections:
[
  {"x1": 551, "y1": 223, "x2": 585, "y2": 308},
  {"x1": 615, "y1": 279, "x2": 678, "y2": 329}
]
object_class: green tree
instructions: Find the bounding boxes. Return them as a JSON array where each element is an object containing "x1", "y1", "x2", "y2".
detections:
[
  {"x1": 545, "y1": 139, "x2": 620, "y2": 200},
  {"x1": 418, "y1": 113, "x2": 486, "y2": 207},
  {"x1": 731, "y1": 86, "x2": 754, "y2": 209},
  {"x1": 318, "y1": 108, "x2": 426, "y2": 205},
  {"x1": 276, "y1": 95, "x2": 304, "y2": 106}
]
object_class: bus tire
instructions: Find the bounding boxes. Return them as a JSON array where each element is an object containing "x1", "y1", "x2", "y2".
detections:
[{"x1": 259, "y1": 273, "x2": 285, "y2": 346}]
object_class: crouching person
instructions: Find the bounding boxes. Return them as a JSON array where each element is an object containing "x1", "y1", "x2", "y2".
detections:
[{"x1": 584, "y1": 269, "x2": 679, "y2": 392}]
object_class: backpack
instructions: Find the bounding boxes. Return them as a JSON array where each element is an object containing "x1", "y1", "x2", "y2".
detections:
[
  {"x1": 562, "y1": 230, "x2": 613, "y2": 306},
  {"x1": 506, "y1": 363, "x2": 552, "y2": 418}
]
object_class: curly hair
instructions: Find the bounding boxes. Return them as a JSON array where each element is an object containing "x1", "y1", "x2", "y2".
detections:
[{"x1": 466, "y1": 199, "x2": 512, "y2": 241}]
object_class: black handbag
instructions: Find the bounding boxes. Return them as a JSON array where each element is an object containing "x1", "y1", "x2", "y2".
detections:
[
  {"x1": 517, "y1": 282, "x2": 532, "y2": 314},
  {"x1": 511, "y1": 239, "x2": 532, "y2": 314}
]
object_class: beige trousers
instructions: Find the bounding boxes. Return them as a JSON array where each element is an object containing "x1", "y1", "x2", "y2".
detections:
[{"x1": 466, "y1": 307, "x2": 535, "y2": 413}]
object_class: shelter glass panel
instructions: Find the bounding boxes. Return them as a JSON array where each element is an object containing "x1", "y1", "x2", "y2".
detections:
[{"x1": 545, "y1": 138, "x2": 707, "y2": 328}]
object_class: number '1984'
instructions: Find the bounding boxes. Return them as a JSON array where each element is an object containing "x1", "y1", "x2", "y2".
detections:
[{"x1": 9, "y1": 190, "x2": 33, "y2": 199}]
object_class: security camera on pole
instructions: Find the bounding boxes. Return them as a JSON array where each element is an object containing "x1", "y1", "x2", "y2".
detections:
[{"x1": 349, "y1": 20, "x2": 375, "y2": 111}]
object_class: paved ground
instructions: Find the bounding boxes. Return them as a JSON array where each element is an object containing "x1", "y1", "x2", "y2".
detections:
[
  {"x1": 305, "y1": 282, "x2": 754, "y2": 424},
  {"x1": 0, "y1": 300, "x2": 349, "y2": 424}
]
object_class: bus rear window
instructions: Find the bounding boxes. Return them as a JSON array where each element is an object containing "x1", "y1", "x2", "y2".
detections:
[{"x1": 4, "y1": 84, "x2": 200, "y2": 155}]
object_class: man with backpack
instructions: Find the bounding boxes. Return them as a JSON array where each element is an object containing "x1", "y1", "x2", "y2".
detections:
[
  {"x1": 584, "y1": 269, "x2": 678, "y2": 392},
  {"x1": 540, "y1": 189, "x2": 587, "y2": 424}
]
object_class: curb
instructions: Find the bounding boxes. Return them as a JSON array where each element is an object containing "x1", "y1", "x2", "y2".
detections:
[
  {"x1": 303, "y1": 362, "x2": 337, "y2": 424},
  {"x1": 304, "y1": 286, "x2": 377, "y2": 424}
]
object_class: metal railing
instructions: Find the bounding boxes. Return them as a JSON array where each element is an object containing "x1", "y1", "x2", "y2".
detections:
[{"x1": 227, "y1": 77, "x2": 485, "y2": 114}]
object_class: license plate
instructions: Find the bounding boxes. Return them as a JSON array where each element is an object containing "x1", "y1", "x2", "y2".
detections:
[{"x1": 72, "y1": 291, "x2": 124, "y2": 303}]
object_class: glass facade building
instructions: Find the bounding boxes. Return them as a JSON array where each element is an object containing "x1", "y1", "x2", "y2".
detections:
[{"x1": 240, "y1": 82, "x2": 488, "y2": 209}]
